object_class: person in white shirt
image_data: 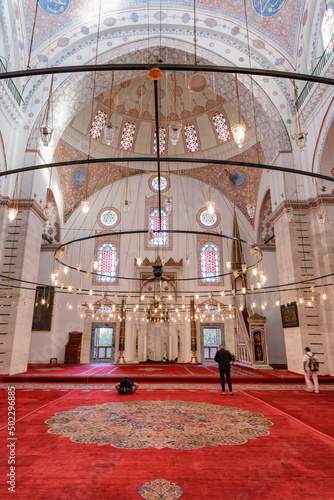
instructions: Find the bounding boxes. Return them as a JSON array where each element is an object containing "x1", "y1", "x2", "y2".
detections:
[{"x1": 303, "y1": 347, "x2": 319, "y2": 393}]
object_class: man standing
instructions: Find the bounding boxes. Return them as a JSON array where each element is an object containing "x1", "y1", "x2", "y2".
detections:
[
  {"x1": 303, "y1": 347, "x2": 319, "y2": 393},
  {"x1": 215, "y1": 344, "x2": 234, "y2": 396}
]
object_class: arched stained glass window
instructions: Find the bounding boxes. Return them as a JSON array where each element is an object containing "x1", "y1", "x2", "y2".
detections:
[
  {"x1": 153, "y1": 127, "x2": 166, "y2": 154},
  {"x1": 213, "y1": 112, "x2": 230, "y2": 143},
  {"x1": 120, "y1": 122, "x2": 136, "y2": 150},
  {"x1": 321, "y1": 8, "x2": 334, "y2": 55},
  {"x1": 89, "y1": 110, "x2": 107, "y2": 140},
  {"x1": 184, "y1": 124, "x2": 199, "y2": 152},
  {"x1": 200, "y1": 242, "x2": 220, "y2": 283},
  {"x1": 96, "y1": 242, "x2": 117, "y2": 282},
  {"x1": 149, "y1": 208, "x2": 168, "y2": 246}
]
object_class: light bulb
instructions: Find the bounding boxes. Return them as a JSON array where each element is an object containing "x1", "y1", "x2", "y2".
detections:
[
  {"x1": 221, "y1": 290, "x2": 225, "y2": 297},
  {"x1": 136, "y1": 257, "x2": 142, "y2": 266},
  {"x1": 89, "y1": 289, "x2": 93, "y2": 296},
  {"x1": 242, "y1": 264, "x2": 247, "y2": 273},
  {"x1": 195, "y1": 294, "x2": 199, "y2": 299},
  {"x1": 8, "y1": 208, "x2": 18, "y2": 222},
  {"x1": 93, "y1": 260, "x2": 98, "y2": 270},
  {"x1": 63, "y1": 266, "x2": 69, "y2": 275},
  {"x1": 252, "y1": 268, "x2": 258, "y2": 276},
  {"x1": 242, "y1": 287, "x2": 246, "y2": 294},
  {"x1": 252, "y1": 302, "x2": 256, "y2": 308},
  {"x1": 226, "y1": 261, "x2": 231, "y2": 270},
  {"x1": 231, "y1": 123, "x2": 246, "y2": 147},
  {"x1": 141, "y1": 295, "x2": 144, "y2": 301},
  {"x1": 275, "y1": 300, "x2": 280, "y2": 307},
  {"x1": 185, "y1": 256, "x2": 190, "y2": 265},
  {"x1": 81, "y1": 200, "x2": 90, "y2": 214},
  {"x1": 299, "y1": 297, "x2": 303, "y2": 304},
  {"x1": 307, "y1": 300, "x2": 312, "y2": 307},
  {"x1": 322, "y1": 293, "x2": 327, "y2": 300},
  {"x1": 41, "y1": 299, "x2": 45, "y2": 305},
  {"x1": 206, "y1": 201, "x2": 215, "y2": 215}
]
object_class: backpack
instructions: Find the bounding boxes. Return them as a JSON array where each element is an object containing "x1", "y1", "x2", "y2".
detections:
[{"x1": 307, "y1": 353, "x2": 319, "y2": 372}]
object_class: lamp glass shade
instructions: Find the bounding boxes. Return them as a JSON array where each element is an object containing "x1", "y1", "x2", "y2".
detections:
[
  {"x1": 283, "y1": 206, "x2": 293, "y2": 222},
  {"x1": 294, "y1": 132, "x2": 307, "y2": 152},
  {"x1": 104, "y1": 123, "x2": 117, "y2": 145},
  {"x1": 231, "y1": 123, "x2": 246, "y2": 147},
  {"x1": 247, "y1": 203, "x2": 255, "y2": 219},
  {"x1": 40, "y1": 125, "x2": 53, "y2": 147},
  {"x1": 169, "y1": 123, "x2": 182, "y2": 145},
  {"x1": 188, "y1": 73, "x2": 207, "y2": 94}
]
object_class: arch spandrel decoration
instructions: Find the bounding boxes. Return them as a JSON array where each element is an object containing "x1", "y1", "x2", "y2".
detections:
[
  {"x1": 42, "y1": 188, "x2": 60, "y2": 243},
  {"x1": 257, "y1": 190, "x2": 275, "y2": 250}
]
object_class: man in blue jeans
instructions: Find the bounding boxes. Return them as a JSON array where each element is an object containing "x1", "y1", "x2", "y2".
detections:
[{"x1": 214, "y1": 345, "x2": 234, "y2": 396}]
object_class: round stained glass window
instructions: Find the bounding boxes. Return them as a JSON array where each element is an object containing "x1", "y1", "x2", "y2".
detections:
[
  {"x1": 200, "y1": 211, "x2": 217, "y2": 226},
  {"x1": 197, "y1": 207, "x2": 220, "y2": 229},
  {"x1": 149, "y1": 175, "x2": 170, "y2": 193},
  {"x1": 97, "y1": 207, "x2": 120, "y2": 229}
]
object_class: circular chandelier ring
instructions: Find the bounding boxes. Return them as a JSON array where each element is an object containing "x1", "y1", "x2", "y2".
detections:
[
  {"x1": 2, "y1": 63, "x2": 334, "y2": 88},
  {"x1": 55, "y1": 229, "x2": 263, "y2": 282},
  {"x1": 1, "y1": 157, "x2": 334, "y2": 185}
]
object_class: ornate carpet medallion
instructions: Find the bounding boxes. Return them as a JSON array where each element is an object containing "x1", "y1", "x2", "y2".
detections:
[
  {"x1": 45, "y1": 401, "x2": 273, "y2": 449},
  {"x1": 138, "y1": 478, "x2": 184, "y2": 500}
]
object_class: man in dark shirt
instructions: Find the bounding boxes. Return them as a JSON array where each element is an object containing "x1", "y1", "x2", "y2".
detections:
[
  {"x1": 214, "y1": 345, "x2": 234, "y2": 396},
  {"x1": 115, "y1": 377, "x2": 139, "y2": 394}
]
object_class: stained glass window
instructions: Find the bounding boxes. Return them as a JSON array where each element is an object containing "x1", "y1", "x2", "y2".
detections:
[
  {"x1": 200, "y1": 242, "x2": 220, "y2": 283},
  {"x1": 213, "y1": 112, "x2": 230, "y2": 142},
  {"x1": 120, "y1": 122, "x2": 136, "y2": 150},
  {"x1": 96, "y1": 242, "x2": 117, "y2": 282},
  {"x1": 200, "y1": 210, "x2": 217, "y2": 227},
  {"x1": 184, "y1": 124, "x2": 199, "y2": 152},
  {"x1": 89, "y1": 110, "x2": 107, "y2": 140},
  {"x1": 322, "y1": 8, "x2": 334, "y2": 54},
  {"x1": 153, "y1": 127, "x2": 166, "y2": 154},
  {"x1": 152, "y1": 176, "x2": 167, "y2": 191},
  {"x1": 149, "y1": 208, "x2": 168, "y2": 246},
  {"x1": 100, "y1": 210, "x2": 118, "y2": 227}
]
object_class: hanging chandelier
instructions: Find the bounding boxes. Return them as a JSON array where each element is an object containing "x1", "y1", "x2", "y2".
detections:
[
  {"x1": 104, "y1": 71, "x2": 117, "y2": 145},
  {"x1": 231, "y1": 75, "x2": 246, "y2": 148}
]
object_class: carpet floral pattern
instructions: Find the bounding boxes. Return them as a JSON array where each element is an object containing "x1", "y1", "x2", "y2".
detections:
[
  {"x1": 45, "y1": 401, "x2": 273, "y2": 449},
  {"x1": 137, "y1": 478, "x2": 184, "y2": 500}
]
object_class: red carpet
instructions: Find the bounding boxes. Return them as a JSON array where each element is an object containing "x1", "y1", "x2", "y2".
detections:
[
  {"x1": 3, "y1": 362, "x2": 328, "y2": 385},
  {"x1": 0, "y1": 385, "x2": 334, "y2": 499}
]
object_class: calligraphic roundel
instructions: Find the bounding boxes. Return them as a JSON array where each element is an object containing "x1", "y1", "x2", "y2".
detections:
[{"x1": 39, "y1": 0, "x2": 70, "y2": 16}]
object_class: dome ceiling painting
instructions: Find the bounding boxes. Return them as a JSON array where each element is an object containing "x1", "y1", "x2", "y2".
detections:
[
  {"x1": 18, "y1": 0, "x2": 303, "y2": 69},
  {"x1": 8, "y1": 0, "x2": 315, "y2": 229}
]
